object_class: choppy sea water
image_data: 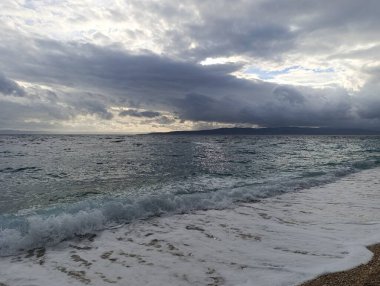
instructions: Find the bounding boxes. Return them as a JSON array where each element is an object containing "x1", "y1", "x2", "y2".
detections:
[{"x1": 1, "y1": 134, "x2": 380, "y2": 255}]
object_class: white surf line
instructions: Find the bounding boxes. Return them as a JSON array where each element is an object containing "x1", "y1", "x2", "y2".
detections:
[{"x1": 1, "y1": 167, "x2": 380, "y2": 286}]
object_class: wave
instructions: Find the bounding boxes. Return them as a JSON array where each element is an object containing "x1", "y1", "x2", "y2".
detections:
[
  {"x1": 352, "y1": 159, "x2": 380, "y2": 170},
  {"x1": 0, "y1": 166, "x2": 42, "y2": 173},
  {"x1": 1, "y1": 162, "x2": 380, "y2": 256}
]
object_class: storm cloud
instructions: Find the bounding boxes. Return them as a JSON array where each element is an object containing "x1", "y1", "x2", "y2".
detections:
[
  {"x1": 0, "y1": 73, "x2": 25, "y2": 97},
  {"x1": 0, "y1": 0, "x2": 379, "y2": 132},
  {"x1": 119, "y1": 109, "x2": 161, "y2": 118}
]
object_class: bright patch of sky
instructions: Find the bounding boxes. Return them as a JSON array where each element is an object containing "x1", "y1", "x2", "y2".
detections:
[{"x1": 243, "y1": 66, "x2": 340, "y2": 88}]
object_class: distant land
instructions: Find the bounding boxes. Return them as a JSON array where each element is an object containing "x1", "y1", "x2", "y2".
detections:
[
  {"x1": 151, "y1": 127, "x2": 380, "y2": 136},
  {"x1": 1, "y1": 127, "x2": 380, "y2": 136}
]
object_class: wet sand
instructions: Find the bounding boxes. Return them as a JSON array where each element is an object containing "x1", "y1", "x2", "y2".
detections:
[{"x1": 300, "y1": 244, "x2": 380, "y2": 286}]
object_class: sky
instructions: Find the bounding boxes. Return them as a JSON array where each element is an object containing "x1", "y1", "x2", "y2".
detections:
[{"x1": 0, "y1": 0, "x2": 380, "y2": 133}]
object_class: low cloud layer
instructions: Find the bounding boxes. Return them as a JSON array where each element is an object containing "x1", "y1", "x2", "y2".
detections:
[
  {"x1": 0, "y1": 0, "x2": 379, "y2": 132},
  {"x1": 119, "y1": 109, "x2": 161, "y2": 118}
]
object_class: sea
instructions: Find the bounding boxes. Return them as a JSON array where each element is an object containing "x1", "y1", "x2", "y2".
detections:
[{"x1": 1, "y1": 134, "x2": 380, "y2": 285}]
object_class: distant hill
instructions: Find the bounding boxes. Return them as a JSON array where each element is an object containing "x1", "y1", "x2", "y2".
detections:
[
  {"x1": 151, "y1": 127, "x2": 380, "y2": 136},
  {"x1": 2, "y1": 127, "x2": 379, "y2": 136}
]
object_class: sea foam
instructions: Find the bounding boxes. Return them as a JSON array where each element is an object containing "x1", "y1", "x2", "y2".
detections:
[
  {"x1": 1, "y1": 168, "x2": 380, "y2": 286},
  {"x1": 0, "y1": 163, "x2": 376, "y2": 256}
]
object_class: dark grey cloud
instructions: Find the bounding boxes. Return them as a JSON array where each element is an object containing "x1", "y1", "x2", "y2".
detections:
[
  {"x1": 119, "y1": 109, "x2": 161, "y2": 118},
  {"x1": 0, "y1": 73, "x2": 25, "y2": 96},
  {"x1": 0, "y1": 95, "x2": 71, "y2": 131},
  {"x1": 354, "y1": 77, "x2": 380, "y2": 121},
  {"x1": 0, "y1": 76, "x2": 113, "y2": 131},
  {"x1": 174, "y1": 87, "x2": 356, "y2": 128},
  {"x1": 155, "y1": 116, "x2": 175, "y2": 125},
  {"x1": 0, "y1": 37, "x2": 245, "y2": 108},
  {"x1": 0, "y1": 37, "x2": 379, "y2": 130},
  {"x1": 153, "y1": 0, "x2": 380, "y2": 60},
  {"x1": 64, "y1": 92, "x2": 114, "y2": 120},
  {"x1": 141, "y1": 115, "x2": 176, "y2": 126},
  {"x1": 180, "y1": 22, "x2": 296, "y2": 60}
]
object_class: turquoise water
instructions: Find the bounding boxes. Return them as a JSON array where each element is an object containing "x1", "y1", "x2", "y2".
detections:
[{"x1": 0, "y1": 135, "x2": 380, "y2": 255}]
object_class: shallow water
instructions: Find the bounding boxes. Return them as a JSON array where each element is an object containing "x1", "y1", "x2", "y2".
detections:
[
  {"x1": 0, "y1": 135, "x2": 380, "y2": 255},
  {"x1": 1, "y1": 167, "x2": 380, "y2": 286}
]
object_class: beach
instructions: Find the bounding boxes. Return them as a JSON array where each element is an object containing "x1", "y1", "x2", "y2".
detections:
[
  {"x1": 1, "y1": 167, "x2": 380, "y2": 286},
  {"x1": 300, "y1": 244, "x2": 380, "y2": 286}
]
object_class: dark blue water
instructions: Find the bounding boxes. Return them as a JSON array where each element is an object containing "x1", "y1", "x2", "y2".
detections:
[{"x1": 0, "y1": 135, "x2": 380, "y2": 255}]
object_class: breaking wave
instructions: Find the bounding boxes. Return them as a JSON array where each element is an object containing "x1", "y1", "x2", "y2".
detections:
[{"x1": 1, "y1": 161, "x2": 380, "y2": 256}]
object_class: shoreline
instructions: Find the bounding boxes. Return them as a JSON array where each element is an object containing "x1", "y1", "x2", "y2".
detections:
[
  {"x1": 300, "y1": 244, "x2": 380, "y2": 286},
  {"x1": 1, "y1": 168, "x2": 380, "y2": 285}
]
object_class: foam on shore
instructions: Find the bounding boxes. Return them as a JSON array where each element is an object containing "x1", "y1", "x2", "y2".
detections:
[{"x1": 1, "y1": 167, "x2": 380, "y2": 286}]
